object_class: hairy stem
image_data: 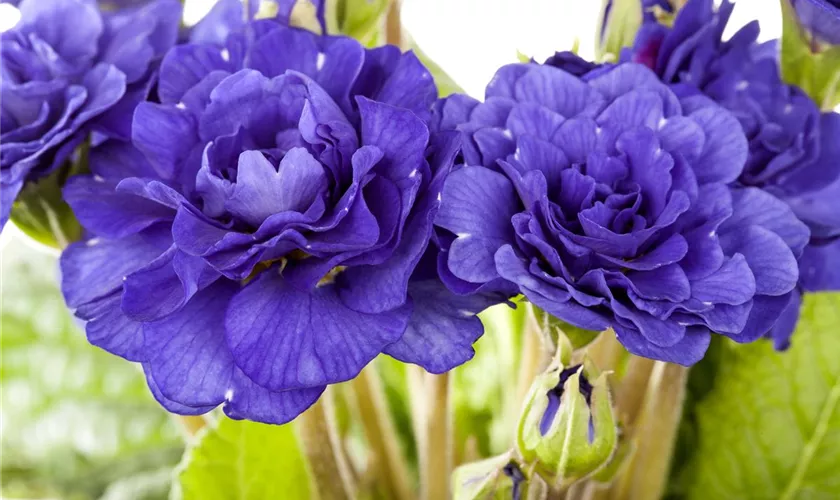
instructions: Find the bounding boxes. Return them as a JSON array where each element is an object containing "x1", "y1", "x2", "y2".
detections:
[
  {"x1": 298, "y1": 390, "x2": 357, "y2": 500},
  {"x1": 516, "y1": 304, "x2": 552, "y2": 406},
  {"x1": 610, "y1": 361, "x2": 688, "y2": 500},
  {"x1": 351, "y1": 365, "x2": 413, "y2": 500},
  {"x1": 420, "y1": 372, "x2": 452, "y2": 500}
]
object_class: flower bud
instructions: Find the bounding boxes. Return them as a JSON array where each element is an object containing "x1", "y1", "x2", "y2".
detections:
[
  {"x1": 516, "y1": 345, "x2": 617, "y2": 486},
  {"x1": 451, "y1": 454, "x2": 547, "y2": 500}
]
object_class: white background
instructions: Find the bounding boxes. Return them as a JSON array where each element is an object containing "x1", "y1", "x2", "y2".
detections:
[{"x1": 0, "y1": 0, "x2": 782, "y2": 99}]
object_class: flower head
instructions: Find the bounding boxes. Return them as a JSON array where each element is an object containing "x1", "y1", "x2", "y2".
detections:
[
  {"x1": 434, "y1": 60, "x2": 808, "y2": 364},
  {"x1": 623, "y1": 0, "x2": 840, "y2": 348},
  {"x1": 0, "y1": 0, "x2": 181, "y2": 229},
  {"x1": 60, "y1": 20, "x2": 484, "y2": 424}
]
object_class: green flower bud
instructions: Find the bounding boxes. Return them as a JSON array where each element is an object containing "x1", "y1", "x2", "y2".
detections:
[
  {"x1": 516, "y1": 345, "x2": 618, "y2": 487},
  {"x1": 451, "y1": 453, "x2": 547, "y2": 500}
]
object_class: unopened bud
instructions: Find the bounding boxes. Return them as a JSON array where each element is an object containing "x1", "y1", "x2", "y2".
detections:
[{"x1": 516, "y1": 348, "x2": 617, "y2": 486}]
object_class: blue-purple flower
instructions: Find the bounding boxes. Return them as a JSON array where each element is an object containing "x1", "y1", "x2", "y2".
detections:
[
  {"x1": 60, "y1": 20, "x2": 485, "y2": 424},
  {"x1": 0, "y1": 0, "x2": 181, "y2": 229},
  {"x1": 433, "y1": 61, "x2": 808, "y2": 365},
  {"x1": 623, "y1": 0, "x2": 840, "y2": 348}
]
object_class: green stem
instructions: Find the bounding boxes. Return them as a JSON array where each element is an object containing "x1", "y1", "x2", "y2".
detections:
[
  {"x1": 351, "y1": 365, "x2": 413, "y2": 500},
  {"x1": 420, "y1": 372, "x2": 452, "y2": 500},
  {"x1": 298, "y1": 390, "x2": 357, "y2": 500},
  {"x1": 610, "y1": 362, "x2": 688, "y2": 500}
]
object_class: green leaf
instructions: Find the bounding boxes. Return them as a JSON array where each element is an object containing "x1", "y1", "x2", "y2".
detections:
[
  {"x1": 677, "y1": 293, "x2": 840, "y2": 499},
  {"x1": 780, "y1": 0, "x2": 840, "y2": 110},
  {"x1": 9, "y1": 143, "x2": 86, "y2": 249},
  {"x1": 174, "y1": 418, "x2": 314, "y2": 500},
  {"x1": 0, "y1": 236, "x2": 183, "y2": 499}
]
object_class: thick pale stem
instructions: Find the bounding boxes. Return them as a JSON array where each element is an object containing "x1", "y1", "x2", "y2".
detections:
[
  {"x1": 351, "y1": 365, "x2": 413, "y2": 500},
  {"x1": 516, "y1": 304, "x2": 552, "y2": 406},
  {"x1": 610, "y1": 362, "x2": 689, "y2": 500},
  {"x1": 420, "y1": 372, "x2": 452, "y2": 500},
  {"x1": 298, "y1": 390, "x2": 357, "y2": 500},
  {"x1": 386, "y1": 0, "x2": 404, "y2": 49}
]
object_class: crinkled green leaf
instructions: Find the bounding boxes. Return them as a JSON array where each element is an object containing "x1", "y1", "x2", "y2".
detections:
[
  {"x1": 0, "y1": 236, "x2": 182, "y2": 499},
  {"x1": 174, "y1": 418, "x2": 313, "y2": 500},
  {"x1": 678, "y1": 293, "x2": 840, "y2": 500}
]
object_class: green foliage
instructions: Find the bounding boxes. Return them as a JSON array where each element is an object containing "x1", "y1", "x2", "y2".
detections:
[
  {"x1": 9, "y1": 146, "x2": 86, "y2": 249},
  {"x1": 174, "y1": 418, "x2": 313, "y2": 500},
  {"x1": 337, "y1": 0, "x2": 389, "y2": 43},
  {"x1": 0, "y1": 236, "x2": 183, "y2": 499},
  {"x1": 673, "y1": 293, "x2": 840, "y2": 500},
  {"x1": 597, "y1": 0, "x2": 642, "y2": 62},
  {"x1": 780, "y1": 0, "x2": 840, "y2": 109},
  {"x1": 452, "y1": 303, "x2": 527, "y2": 463}
]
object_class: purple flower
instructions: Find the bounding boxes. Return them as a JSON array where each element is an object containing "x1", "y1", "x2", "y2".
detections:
[
  {"x1": 59, "y1": 20, "x2": 484, "y2": 424},
  {"x1": 790, "y1": 0, "x2": 840, "y2": 45},
  {"x1": 0, "y1": 0, "x2": 181, "y2": 229},
  {"x1": 623, "y1": 0, "x2": 840, "y2": 348},
  {"x1": 433, "y1": 61, "x2": 808, "y2": 365}
]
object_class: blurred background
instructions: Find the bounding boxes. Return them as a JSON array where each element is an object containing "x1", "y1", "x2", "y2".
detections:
[{"x1": 0, "y1": 0, "x2": 782, "y2": 498}]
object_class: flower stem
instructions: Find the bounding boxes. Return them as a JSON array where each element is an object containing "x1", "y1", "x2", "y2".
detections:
[
  {"x1": 297, "y1": 389, "x2": 357, "y2": 500},
  {"x1": 350, "y1": 364, "x2": 413, "y2": 500},
  {"x1": 176, "y1": 415, "x2": 207, "y2": 437},
  {"x1": 420, "y1": 372, "x2": 452, "y2": 500},
  {"x1": 610, "y1": 361, "x2": 689, "y2": 500},
  {"x1": 386, "y1": 0, "x2": 404, "y2": 49},
  {"x1": 516, "y1": 304, "x2": 552, "y2": 406}
]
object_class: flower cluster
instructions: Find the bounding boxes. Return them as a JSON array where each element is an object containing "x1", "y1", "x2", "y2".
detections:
[
  {"x1": 620, "y1": 0, "x2": 840, "y2": 348},
  {"x1": 1, "y1": 0, "x2": 181, "y2": 228},
  {"x1": 59, "y1": 18, "x2": 488, "y2": 424},
  {"x1": 3, "y1": 0, "x2": 838, "y2": 426},
  {"x1": 433, "y1": 61, "x2": 808, "y2": 365}
]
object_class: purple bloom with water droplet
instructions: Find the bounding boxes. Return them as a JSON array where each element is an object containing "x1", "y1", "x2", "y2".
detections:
[
  {"x1": 59, "y1": 19, "x2": 486, "y2": 425},
  {"x1": 0, "y1": 0, "x2": 181, "y2": 230},
  {"x1": 433, "y1": 59, "x2": 808, "y2": 365}
]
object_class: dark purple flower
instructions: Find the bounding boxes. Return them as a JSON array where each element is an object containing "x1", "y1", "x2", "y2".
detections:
[
  {"x1": 624, "y1": 0, "x2": 840, "y2": 348},
  {"x1": 0, "y1": 0, "x2": 181, "y2": 229},
  {"x1": 433, "y1": 61, "x2": 809, "y2": 365},
  {"x1": 789, "y1": 0, "x2": 840, "y2": 45},
  {"x1": 59, "y1": 20, "x2": 485, "y2": 424}
]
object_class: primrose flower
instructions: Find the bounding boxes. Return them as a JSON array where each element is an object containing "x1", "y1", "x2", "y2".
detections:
[
  {"x1": 60, "y1": 20, "x2": 485, "y2": 424},
  {"x1": 433, "y1": 60, "x2": 808, "y2": 365},
  {"x1": 0, "y1": 0, "x2": 181, "y2": 229},
  {"x1": 625, "y1": 0, "x2": 840, "y2": 348}
]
